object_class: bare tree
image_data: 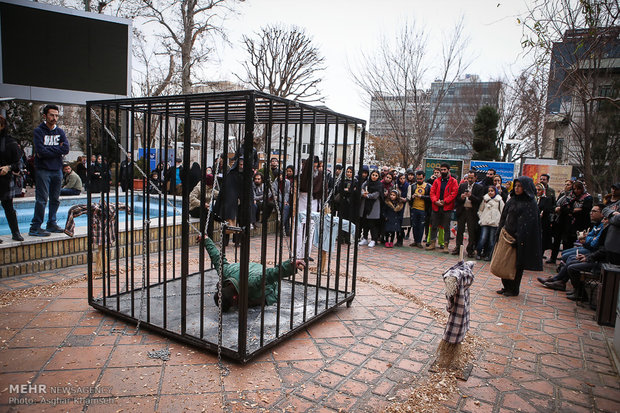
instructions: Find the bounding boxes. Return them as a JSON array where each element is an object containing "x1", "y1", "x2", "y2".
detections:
[
  {"x1": 133, "y1": 0, "x2": 241, "y2": 94},
  {"x1": 494, "y1": 67, "x2": 549, "y2": 162},
  {"x1": 237, "y1": 25, "x2": 325, "y2": 102},
  {"x1": 520, "y1": 0, "x2": 620, "y2": 192},
  {"x1": 352, "y1": 19, "x2": 469, "y2": 168}
]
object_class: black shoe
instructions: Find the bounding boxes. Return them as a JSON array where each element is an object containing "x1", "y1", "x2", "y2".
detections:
[
  {"x1": 307, "y1": 257, "x2": 314, "y2": 262},
  {"x1": 537, "y1": 276, "x2": 553, "y2": 285},
  {"x1": 467, "y1": 252, "x2": 475, "y2": 258},
  {"x1": 46, "y1": 224, "x2": 64, "y2": 233},
  {"x1": 567, "y1": 294, "x2": 588, "y2": 302},
  {"x1": 496, "y1": 288, "x2": 505, "y2": 295},
  {"x1": 543, "y1": 281, "x2": 566, "y2": 291},
  {"x1": 545, "y1": 259, "x2": 556, "y2": 264},
  {"x1": 483, "y1": 256, "x2": 491, "y2": 262},
  {"x1": 29, "y1": 228, "x2": 51, "y2": 237},
  {"x1": 503, "y1": 290, "x2": 518, "y2": 297},
  {"x1": 12, "y1": 233, "x2": 24, "y2": 241}
]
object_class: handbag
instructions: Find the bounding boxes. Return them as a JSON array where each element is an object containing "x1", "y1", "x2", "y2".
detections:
[{"x1": 490, "y1": 227, "x2": 517, "y2": 280}]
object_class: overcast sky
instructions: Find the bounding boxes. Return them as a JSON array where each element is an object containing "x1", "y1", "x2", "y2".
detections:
[{"x1": 206, "y1": 0, "x2": 534, "y2": 122}]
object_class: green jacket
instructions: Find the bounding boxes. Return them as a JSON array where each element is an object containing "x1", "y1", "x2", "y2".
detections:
[
  {"x1": 63, "y1": 171, "x2": 82, "y2": 192},
  {"x1": 204, "y1": 237, "x2": 295, "y2": 306}
]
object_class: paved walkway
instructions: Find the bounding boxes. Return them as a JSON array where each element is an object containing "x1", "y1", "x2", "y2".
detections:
[{"x1": 0, "y1": 243, "x2": 619, "y2": 412}]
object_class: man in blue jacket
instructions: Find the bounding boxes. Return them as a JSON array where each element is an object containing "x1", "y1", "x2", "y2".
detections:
[{"x1": 29, "y1": 104, "x2": 70, "y2": 236}]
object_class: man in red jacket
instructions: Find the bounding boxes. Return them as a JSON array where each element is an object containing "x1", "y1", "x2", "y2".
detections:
[{"x1": 427, "y1": 163, "x2": 459, "y2": 252}]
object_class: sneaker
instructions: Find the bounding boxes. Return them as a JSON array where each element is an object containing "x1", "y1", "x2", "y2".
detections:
[
  {"x1": 409, "y1": 242, "x2": 417, "y2": 247},
  {"x1": 385, "y1": 242, "x2": 390, "y2": 248},
  {"x1": 359, "y1": 239, "x2": 368, "y2": 246},
  {"x1": 45, "y1": 224, "x2": 64, "y2": 233},
  {"x1": 29, "y1": 228, "x2": 51, "y2": 237},
  {"x1": 368, "y1": 240, "x2": 375, "y2": 247}
]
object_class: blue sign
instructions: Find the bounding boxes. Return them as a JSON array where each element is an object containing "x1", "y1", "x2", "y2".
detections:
[
  {"x1": 138, "y1": 149, "x2": 176, "y2": 173},
  {"x1": 470, "y1": 161, "x2": 515, "y2": 185}
]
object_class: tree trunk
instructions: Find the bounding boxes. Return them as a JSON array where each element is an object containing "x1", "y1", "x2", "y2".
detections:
[{"x1": 581, "y1": 99, "x2": 594, "y2": 192}]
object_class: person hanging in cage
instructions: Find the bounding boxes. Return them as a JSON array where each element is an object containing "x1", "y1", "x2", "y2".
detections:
[{"x1": 199, "y1": 236, "x2": 306, "y2": 312}]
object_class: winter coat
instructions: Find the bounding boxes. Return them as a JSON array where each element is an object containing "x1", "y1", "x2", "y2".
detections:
[
  {"x1": 359, "y1": 180, "x2": 382, "y2": 219},
  {"x1": 217, "y1": 158, "x2": 243, "y2": 221},
  {"x1": 496, "y1": 176, "x2": 543, "y2": 271},
  {"x1": 430, "y1": 175, "x2": 459, "y2": 212},
  {"x1": 0, "y1": 131, "x2": 21, "y2": 201},
  {"x1": 407, "y1": 181, "x2": 431, "y2": 213},
  {"x1": 571, "y1": 192, "x2": 593, "y2": 231},
  {"x1": 189, "y1": 182, "x2": 218, "y2": 212},
  {"x1": 118, "y1": 159, "x2": 134, "y2": 190},
  {"x1": 90, "y1": 161, "x2": 110, "y2": 193},
  {"x1": 537, "y1": 195, "x2": 554, "y2": 250},
  {"x1": 477, "y1": 193, "x2": 504, "y2": 227},
  {"x1": 337, "y1": 177, "x2": 357, "y2": 222},
  {"x1": 383, "y1": 199, "x2": 404, "y2": 232},
  {"x1": 204, "y1": 237, "x2": 295, "y2": 306},
  {"x1": 455, "y1": 182, "x2": 484, "y2": 216}
]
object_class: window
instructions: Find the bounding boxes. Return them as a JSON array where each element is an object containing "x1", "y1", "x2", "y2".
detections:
[{"x1": 554, "y1": 138, "x2": 564, "y2": 160}]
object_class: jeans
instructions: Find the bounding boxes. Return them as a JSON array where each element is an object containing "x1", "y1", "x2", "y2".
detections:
[
  {"x1": 60, "y1": 188, "x2": 81, "y2": 196},
  {"x1": 410, "y1": 208, "x2": 426, "y2": 244},
  {"x1": 561, "y1": 246, "x2": 591, "y2": 262},
  {"x1": 476, "y1": 226, "x2": 497, "y2": 257},
  {"x1": 31, "y1": 168, "x2": 62, "y2": 230}
]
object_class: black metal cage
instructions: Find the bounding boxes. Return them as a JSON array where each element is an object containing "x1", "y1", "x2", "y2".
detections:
[{"x1": 85, "y1": 90, "x2": 366, "y2": 362}]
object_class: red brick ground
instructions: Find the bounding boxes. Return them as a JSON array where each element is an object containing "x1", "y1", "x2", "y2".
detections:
[{"x1": 0, "y1": 242, "x2": 618, "y2": 412}]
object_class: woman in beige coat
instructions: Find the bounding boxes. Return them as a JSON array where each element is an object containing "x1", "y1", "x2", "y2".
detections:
[{"x1": 476, "y1": 185, "x2": 504, "y2": 260}]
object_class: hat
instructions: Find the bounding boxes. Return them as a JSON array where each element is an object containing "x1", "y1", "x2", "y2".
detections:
[
  {"x1": 611, "y1": 182, "x2": 620, "y2": 189},
  {"x1": 175, "y1": 157, "x2": 182, "y2": 163}
]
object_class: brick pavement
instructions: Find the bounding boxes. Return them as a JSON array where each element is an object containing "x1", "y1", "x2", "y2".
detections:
[{"x1": 0, "y1": 243, "x2": 619, "y2": 412}]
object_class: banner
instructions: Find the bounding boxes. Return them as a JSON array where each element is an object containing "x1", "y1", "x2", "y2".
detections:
[
  {"x1": 522, "y1": 163, "x2": 573, "y2": 195},
  {"x1": 423, "y1": 159, "x2": 464, "y2": 180},
  {"x1": 470, "y1": 161, "x2": 515, "y2": 185}
]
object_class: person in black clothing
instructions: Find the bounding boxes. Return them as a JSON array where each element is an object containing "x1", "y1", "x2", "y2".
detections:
[
  {"x1": 188, "y1": 162, "x2": 202, "y2": 193},
  {"x1": 336, "y1": 166, "x2": 358, "y2": 243},
  {"x1": 90, "y1": 154, "x2": 110, "y2": 193},
  {"x1": 74, "y1": 156, "x2": 87, "y2": 189},
  {"x1": 548, "y1": 180, "x2": 575, "y2": 263},
  {"x1": 496, "y1": 176, "x2": 543, "y2": 297},
  {"x1": 453, "y1": 171, "x2": 483, "y2": 257},
  {"x1": 0, "y1": 115, "x2": 24, "y2": 242},
  {"x1": 118, "y1": 153, "x2": 134, "y2": 192},
  {"x1": 536, "y1": 183, "x2": 554, "y2": 255}
]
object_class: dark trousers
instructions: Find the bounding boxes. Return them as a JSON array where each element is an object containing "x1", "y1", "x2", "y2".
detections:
[
  {"x1": 361, "y1": 217, "x2": 380, "y2": 241},
  {"x1": 502, "y1": 266, "x2": 524, "y2": 295},
  {"x1": 567, "y1": 261, "x2": 596, "y2": 297},
  {"x1": 430, "y1": 209, "x2": 452, "y2": 245},
  {"x1": 1, "y1": 198, "x2": 20, "y2": 236},
  {"x1": 410, "y1": 208, "x2": 426, "y2": 244},
  {"x1": 455, "y1": 207, "x2": 479, "y2": 254}
]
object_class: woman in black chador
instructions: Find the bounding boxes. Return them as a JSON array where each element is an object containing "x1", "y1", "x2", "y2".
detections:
[
  {"x1": 496, "y1": 176, "x2": 543, "y2": 297},
  {"x1": 0, "y1": 115, "x2": 24, "y2": 242}
]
